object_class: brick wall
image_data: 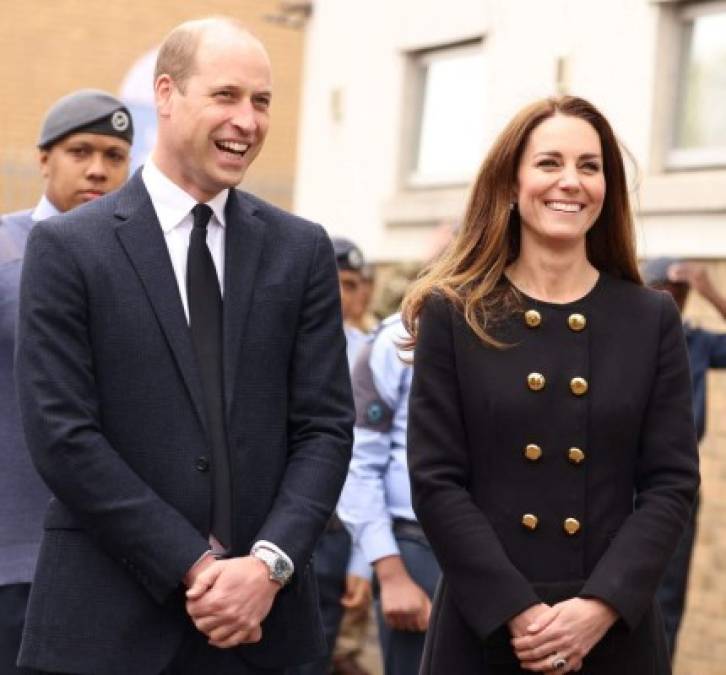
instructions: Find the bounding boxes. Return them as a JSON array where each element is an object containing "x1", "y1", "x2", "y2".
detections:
[
  {"x1": 674, "y1": 261, "x2": 726, "y2": 675},
  {"x1": 0, "y1": 0, "x2": 304, "y2": 212}
]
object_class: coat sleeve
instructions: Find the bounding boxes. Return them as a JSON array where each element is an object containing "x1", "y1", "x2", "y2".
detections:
[
  {"x1": 253, "y1": 224, "x2": 354, "y2": 572},
  {"x1": 15, "y1": 222, "x2": 209, "y2": 604},
  {"x1": 580, "y1": 292, "x2": 700, "y2": 629},
  {"x1": 408, "y1": 295, "x2": 540, "y2": 639}
]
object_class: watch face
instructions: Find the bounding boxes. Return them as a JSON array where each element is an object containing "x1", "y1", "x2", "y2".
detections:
[{"x1": 274, "y1": 558, "x2": 288, "y2": 576}]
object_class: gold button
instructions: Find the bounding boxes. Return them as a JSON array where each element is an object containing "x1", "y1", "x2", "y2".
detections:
[
  {"x1": 524, "y1": 310, "x2": 542, "y2": 328},
  {"x1": 568, "y1": 313, "x2": 587, "y2": 331},
  {"x1": 527, "y1": 372, "x2": 546, "y2": 391},
  {"x1": 524, "y1": 444, "x2": 542, "y2": 461},
  {"x1": 570, "y1": 377, "x2": 588, "y2": 396},
  {"x1": 568, "y1": 447, "x2": 585, "y2": 464},
  {"x1": 563, "y1": 518, "x2": 581, "y2": 535},
  {"x1": 522, "y1": 514, "x2": 539, "y2": 530}
]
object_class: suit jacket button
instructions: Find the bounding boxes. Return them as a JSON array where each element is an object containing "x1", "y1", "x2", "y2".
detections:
[
  {"x1": 521, "y1": 513, "x2": 539, "y2": 530},
  {"x1": 570, "y1": 377, "x2": 588, "y2": 396},
  {"x1": 195, "y1": 456, "x2": 210, "y2": 472},
  {"x1": 524, "y1": 310, "x2": 542, "y2": 328},
  {"x1": 564, "y1": 518, "x2": 581, "y2": 535},
  {"x1": 524, "y1": 444, "x2": 542, "y2": 461},
  {"x1": 568, "y1": 313, "x2": 587, "y2": 331},
  {"x1": 527, "y1": 372, "x2": 546, "y2": 391},
  {"x1": 568, "y1": 447, "x2": 585, "y2": 464}
]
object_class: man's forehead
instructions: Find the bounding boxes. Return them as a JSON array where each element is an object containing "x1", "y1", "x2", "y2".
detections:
[{"x1": 53, "y1": 132, "x2": 131, "y2": 150}]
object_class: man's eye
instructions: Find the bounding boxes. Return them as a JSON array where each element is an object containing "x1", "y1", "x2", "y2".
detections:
[
  {"x1": 68, "y1": 147, "x2": 88, "y2": 158},
  {"x1": 253, "y1": 96, "x2": 271, "y2": 110},
  {"x1": 215, "y1": 90, "x2": 235, "y2": 99}
]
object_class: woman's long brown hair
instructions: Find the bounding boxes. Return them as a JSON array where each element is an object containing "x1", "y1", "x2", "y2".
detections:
[{"x1": 401, "y1": 95, "x2": 641, "y2": 348}]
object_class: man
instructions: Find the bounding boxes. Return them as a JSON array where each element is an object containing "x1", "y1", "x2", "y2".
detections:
[
  {"x1": 15, "y1": 17, "x2": 352, "y2": 675},
  {"x1": 288, "y1": 238, "x2": 373, "y2": 675},
  {"x1": 645, "y1": 258, "x2": 726, "y2": 657},
  {"x1": 0, "y1": 89, "x2": 133, "y2": 674}
]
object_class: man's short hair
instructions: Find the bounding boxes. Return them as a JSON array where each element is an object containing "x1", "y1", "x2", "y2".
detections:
[{"x1": 153, "y1": 17, "x2": 253, "y2": 93}]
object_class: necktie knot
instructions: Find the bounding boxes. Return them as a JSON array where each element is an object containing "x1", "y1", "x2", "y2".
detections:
[{"x1": 192, "y1": 203, "x2": 213, "y2": 230}]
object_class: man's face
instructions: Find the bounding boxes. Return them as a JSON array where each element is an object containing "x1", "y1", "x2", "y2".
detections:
[
  {"x1": 155, "y1": 31, "x2": 272, "y2": 202},
  {"x1": 338, "y1": 269, "x2": 364, "y2": 323},
  {"x1": 39, "y1": 133, "x2": 131, "y2": 213}
]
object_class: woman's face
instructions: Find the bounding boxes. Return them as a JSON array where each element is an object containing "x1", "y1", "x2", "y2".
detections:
[{"x1": 515, "y1": 114, "x2": 606, "y2": 248}]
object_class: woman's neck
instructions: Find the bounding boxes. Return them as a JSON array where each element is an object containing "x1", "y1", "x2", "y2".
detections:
[{"x1": 505, "y1": 241, "x2": 599, "y2": 304}]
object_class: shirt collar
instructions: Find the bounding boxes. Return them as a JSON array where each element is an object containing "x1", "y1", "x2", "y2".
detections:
[
  {"x1": 141, "y1": 157, "x2": 228, "y2": 233},
  {"x1": 32, "y1": 194, "x2": 62, "y2": 222}
]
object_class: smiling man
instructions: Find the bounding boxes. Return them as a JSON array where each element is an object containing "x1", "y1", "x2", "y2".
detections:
[
  {"x1": 14, "y1": 17, "x2": 352, "y2": 675},
  {"x1": 0, "y1": 88, "x2": 132, "y2": 675}
]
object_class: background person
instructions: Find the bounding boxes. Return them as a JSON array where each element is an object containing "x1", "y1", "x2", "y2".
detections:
[
  {"x1": 644, "y1": 257, "x2": 726, "y2": 658},
  {"x1": 15, "y1": 17, "x2": 353, "y2": 675},
  {"x1": 402, "y1": 96, "x2": 699, "y2": 673},
  {"x1": 0, "y1": 88, "x2": 133, "y2": 675}
]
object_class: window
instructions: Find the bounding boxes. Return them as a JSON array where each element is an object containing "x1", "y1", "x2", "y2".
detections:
[
  {"x1": 406, "y1": 39, "x2": 486, "y2": 186},
  {"x1": 669, "y1": 2, "x2": 726, "y2": 168}
]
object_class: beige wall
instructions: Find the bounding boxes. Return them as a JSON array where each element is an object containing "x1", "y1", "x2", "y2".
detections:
[{"x1": 0, "y1": 0, "x2": 304, "y2": 213}]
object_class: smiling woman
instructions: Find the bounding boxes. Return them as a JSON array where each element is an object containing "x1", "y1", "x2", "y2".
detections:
[{"x1": 401, "y1": 96, "x2": 699, "y2": 674}]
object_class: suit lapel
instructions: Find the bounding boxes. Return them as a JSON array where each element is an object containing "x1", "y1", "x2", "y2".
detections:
[
  {"x1": 223, "y1": 190, "x2": 266, "y2": 415},
  {"x1": 113, "y1": 172, "x2": 209, "y2": 434}
]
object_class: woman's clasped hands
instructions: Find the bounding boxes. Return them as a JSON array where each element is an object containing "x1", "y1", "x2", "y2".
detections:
[{"x1": 509, "y1": 598, "x2": 618, "y2": 673}]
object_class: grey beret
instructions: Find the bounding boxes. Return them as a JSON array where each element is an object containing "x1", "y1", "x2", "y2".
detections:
[
  {"x1": 642, "y1": 257, "x2": 683, "y2": 286},
  {"x1": 38, "y1": 89, "x2": 134, "y2": 149},
  {"x1": 331, "y1": 237, "x2": 365, "y2": 271}
]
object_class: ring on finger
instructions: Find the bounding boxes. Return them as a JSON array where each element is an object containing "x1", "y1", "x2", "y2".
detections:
[{"x1": 551, "y1": 654, "x2": 568, "y2": 670}]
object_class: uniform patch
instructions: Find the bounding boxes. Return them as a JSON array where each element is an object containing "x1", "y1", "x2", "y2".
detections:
[{"x1": 111, "y1": 110, "x2": 130, "y2": 132}]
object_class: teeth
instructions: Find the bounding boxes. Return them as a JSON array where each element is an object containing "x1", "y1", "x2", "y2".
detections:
[
  {"x1": 546, "y1": 201, "x2": 582, "y2": 213},
  {"x1": 217, "y1": 141, "x2": 248, "y2": 154}
]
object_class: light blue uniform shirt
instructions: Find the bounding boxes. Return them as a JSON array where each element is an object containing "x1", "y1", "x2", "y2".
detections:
[{"x1": 338, "y1": 314, "x2": 416, "y2": 567}]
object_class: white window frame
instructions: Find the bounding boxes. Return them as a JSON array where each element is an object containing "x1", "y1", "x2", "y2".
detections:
[
  {"x1": 667, "y1": 0, "x2": 726, "y2": 169},
  {"x1": 404, "y1": 38, "x2": 486, "y2": 189}
]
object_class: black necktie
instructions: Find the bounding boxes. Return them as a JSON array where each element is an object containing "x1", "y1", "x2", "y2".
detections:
[{"x1": 187, "y1": 204, "x2": 232, "y2": 547}]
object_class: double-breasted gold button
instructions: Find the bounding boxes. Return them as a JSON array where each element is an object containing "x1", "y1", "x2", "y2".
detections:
[
  {"x1": 524, "y1": 310, "x2": 542, "y2": 328},
  {"x1": 570, "y1": 377, "x2": 588, "y2": 396},
  {"x1": 563, "y1": 518, "x2": 581, "y2": 535},
  {"x1": 568, "y1": 447, "x2": 585, "y2": 464},
  {"x1": 568, "y1": 313, "x2": 587, "y2": 332},
  {"x1": 522, "y1": 514, "x2": 539, "y2": 530},
  {"x1": 524, "y1": 444, "x2": 542, "y2": 461},
  {"x1": 527, "y1": 372, "x2": 546, "y2": 391}
]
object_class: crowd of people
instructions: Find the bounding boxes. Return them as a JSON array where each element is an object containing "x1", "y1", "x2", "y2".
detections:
[{"x1": 0, "y1": 13, "x2": 719, "y2": 675}]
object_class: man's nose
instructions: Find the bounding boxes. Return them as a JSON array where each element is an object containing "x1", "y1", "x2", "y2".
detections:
[
  {"x1": 86, "y1": 153, "x2": 108, "y2": 180},
  {"x1": 231, "y1": 99, "x2": 257, "y2": 133}
]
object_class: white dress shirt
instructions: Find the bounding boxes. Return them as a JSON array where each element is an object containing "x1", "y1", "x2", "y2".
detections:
[
  {"x1": 32, "y1": 194, "x2": 62, "y2": 222},
  {"x1": 141, "y1": 159, "x2": 228, "y2": 323},
  {"x1": 140, "y1": 160, "x2": 294, "y2": 576}
]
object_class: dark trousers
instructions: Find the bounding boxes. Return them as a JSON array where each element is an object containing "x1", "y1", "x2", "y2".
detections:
[
  {"x1": 0, "y1": 583, "x2": 33, "y2": 675},
  {"x1": 656, "y1": 492, "x2": 700, "y2": 658},
  {"x1": 287, "y1": 526, "x2": 351, "y2": 675},
  {"x1": 375, "y1": 523, "x2": 441, "y2": 675}
]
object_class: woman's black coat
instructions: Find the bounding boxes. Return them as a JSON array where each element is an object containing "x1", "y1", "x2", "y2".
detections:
[{"x1": 408, "y1": 274, "x2": 700, "y2": 674}]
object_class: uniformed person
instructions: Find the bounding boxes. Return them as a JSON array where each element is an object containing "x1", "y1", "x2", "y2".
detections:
[
  {"x1": 338, "y1": 311, "x2": 441, "y2": 675},
  {"x1": 0, "y1": 89, "x2": 132, "y2": 674},
  {"x1": 402, "y1": 96, "x2": 698, "y2": 674}
]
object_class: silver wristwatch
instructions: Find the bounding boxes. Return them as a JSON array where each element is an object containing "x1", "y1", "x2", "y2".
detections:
[{"x1": 251, "y1": 545, "x2": 293, "y2": 586}]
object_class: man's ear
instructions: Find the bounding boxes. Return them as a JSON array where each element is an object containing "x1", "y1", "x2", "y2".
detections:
[
  {"x1": 155, "y1": 74, "x2": 175, "y2": 118},
  {"x1": 38, "y1": 149, "x2": 51, "y2": 179}
]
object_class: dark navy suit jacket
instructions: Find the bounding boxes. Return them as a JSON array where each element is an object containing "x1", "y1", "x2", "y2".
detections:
[
  {"x1": 14, "y1": 171, "x2": 354, "y2": 674},
  {"x1": 0, "y1": 209, "x2": 52, "y2": 588}
]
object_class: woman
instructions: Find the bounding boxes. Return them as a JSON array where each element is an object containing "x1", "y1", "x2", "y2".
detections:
[{"x1": 402, "y1": 96, "x2": 699, "y2": 674}]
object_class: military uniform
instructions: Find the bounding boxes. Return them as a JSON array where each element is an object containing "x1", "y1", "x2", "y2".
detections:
[{"x1": 408, "y1": 274, "x2": 699, "y2": 674}]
